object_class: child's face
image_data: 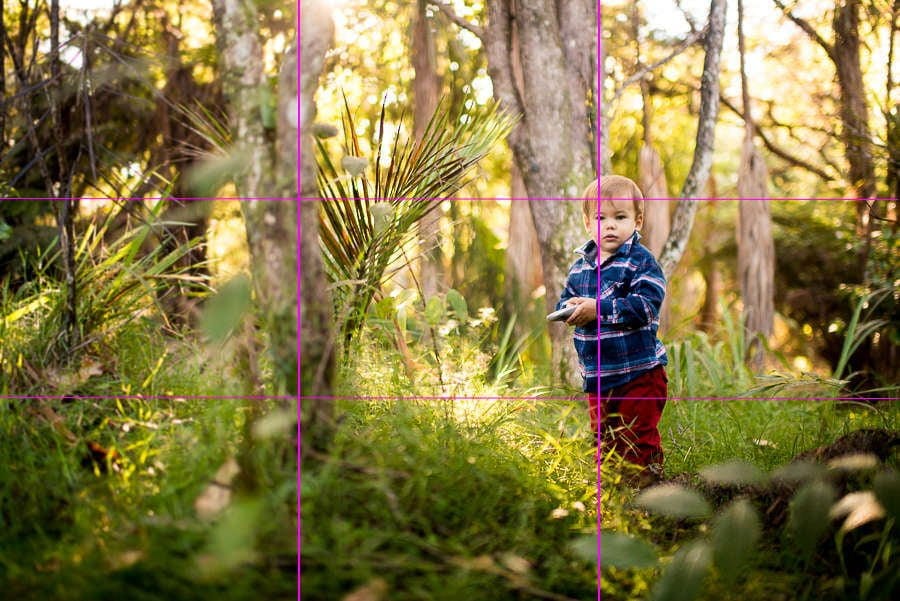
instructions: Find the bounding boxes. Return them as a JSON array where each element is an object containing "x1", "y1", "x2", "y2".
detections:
[{"x1": 598, "y1": 199, "x2": 642, "y2": 255}]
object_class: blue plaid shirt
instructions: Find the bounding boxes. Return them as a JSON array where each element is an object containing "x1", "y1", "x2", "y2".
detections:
[
  {"x1": 557, "y1": 240, "x2": 598, "y2": 392},
  {"x1": 599, "y1": 231, "x2": 667, "y2": 394}
]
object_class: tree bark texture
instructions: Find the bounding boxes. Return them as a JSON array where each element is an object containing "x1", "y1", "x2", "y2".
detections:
[
  {"x1": 212, "y1": 0, "x2": 297, "y2": 395},
  {"x1": 657, "y1": 0, "x2": 727, "y2": 279},
  {"x1": 737, "y1": 132, "x2": 774, "y2": 370},
  {"x1": 505, "y1": 174, "x2": 543, "y2": 305},
  {"x1": 833, "y1": 0, "x2": 876, "y2": 201},
  {"x1": 210, "y1": 0, "x2": 272, "y2": 200},
  {"x1": 484, "y1": 0, "x2": 597, "y2": 388},
  {"x1": 485, "y1": 0, "x2": 596, "y2": 199},
  {"x1": 300, "y1": 0, "x2": 335, "y2": 452},
  {"x1": 412, "y1": 0, "x2": 443, "y2": 298}
]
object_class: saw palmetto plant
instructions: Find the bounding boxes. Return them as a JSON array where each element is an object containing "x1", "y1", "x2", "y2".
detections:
[{"x1": 316, "y1": 95, "x2": 516, "y2": 345}]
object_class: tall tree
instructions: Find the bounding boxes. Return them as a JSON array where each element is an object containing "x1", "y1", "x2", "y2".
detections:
[
  {"x1": 210, "y1": 0, "x2": 298, "y2": 397},
  {"x1": 736, "y1": 0, "x2": 774, "y2": 370},
  {"x1": 299, "y1": 0, "x2": 335, "y2": 451},
  {"x1": 483, "y1": 0, "x2": 597, "y2": 387},
  {"x1": 771, "y1": 0, "x2": 877, "y2": 272},
  {"x1": 412, "y1": 0, "x2": 444, "y2": 299}
]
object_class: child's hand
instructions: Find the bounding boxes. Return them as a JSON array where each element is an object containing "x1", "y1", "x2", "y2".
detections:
[{"x1": 565, "y1": 298, "x2": 597, "y2": 326}]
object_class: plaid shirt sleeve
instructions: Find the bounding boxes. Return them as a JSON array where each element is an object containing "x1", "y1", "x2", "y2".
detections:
[
  {"x1": 599, "y1": 233, "x2": 667, "y2": 393},
  {"x1": 599, "y1": 253, "x2": 665, "y2": 327}
]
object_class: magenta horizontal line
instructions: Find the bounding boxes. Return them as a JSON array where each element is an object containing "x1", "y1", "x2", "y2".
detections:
[
  {"x1": 2, "y1": 395, "x2": 296, "y2": 400},
  {"x1": 0, "y1": 197, "x2": 299, "y2": 201},
  {"x1": 4, "y1": 196, "x2": 883, "y2": 202},
  {"x1": 297, "y1": 396, "x2": 896, "y2": 402},
  {"x1": 296, "y1": 196, "x2": 886, "y2": 202},
  {"x1": 299, "y1": 395, "x2": 584, "y2": 401},
  {"x1": 602, "y1": 396, "x2": 896, "y2": 402}
]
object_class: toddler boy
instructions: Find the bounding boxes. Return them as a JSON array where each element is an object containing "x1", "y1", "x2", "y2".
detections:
[
  {"x1": 556, "y1": 181, "x2": 600, "y2": 439},
  {"x1": 598, "y1": 175, "x2": 668, "y2": 480}
]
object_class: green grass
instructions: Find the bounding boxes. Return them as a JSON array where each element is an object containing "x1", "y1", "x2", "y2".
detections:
[
  {"x1": 301, "y1": 399, "x2": 597, "y2": 601},
  {"x1": 0, "y1": 399, "x2": 296, "y2": 601},
  {"x1": 602, "y1": 400, "x2": 900, "y2": 601},
  {"x1": 662, "y1": 400, "x2": 900, "y2": 475}
]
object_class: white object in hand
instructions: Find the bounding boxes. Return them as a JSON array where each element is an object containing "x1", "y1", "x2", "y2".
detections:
[{"x1": 546, "y1": 305, "x2": 576, "y2": 322}]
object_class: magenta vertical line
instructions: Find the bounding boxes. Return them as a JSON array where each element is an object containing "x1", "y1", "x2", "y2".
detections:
[
  {"x1": 596, "y1": 2, "x2": 603, "y2": 599},
  {"x1": 296, "y1": 2, "x2": 303, "y2": 601}
]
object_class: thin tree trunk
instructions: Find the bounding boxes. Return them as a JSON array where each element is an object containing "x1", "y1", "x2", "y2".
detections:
[
  {"x1": 50, "y1": 0, "x2": 78, "y2": 354},
  {"x1": 736, "y1": 0, "x2": 774, "y2": 370},
  {"x1": 504, "y1": 173, "x2": 543, "y2": 328},
  {"x1": 300, "y1": 0, "x2": 335, "y2": 453},
  {"x1": 658, "y1": 0, "x2": 728, "y2": 278},
  {"x1": 412, "y1": 0, "x2": 443, "y2": 298}
]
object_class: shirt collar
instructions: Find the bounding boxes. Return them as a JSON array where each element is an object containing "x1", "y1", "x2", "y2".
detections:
[
  {"x1": 575, "y1": 239, "x2": 598, "y2": 268},
  {"x1": 616, "y1": 230, "x2": 640, "y2": 257}
]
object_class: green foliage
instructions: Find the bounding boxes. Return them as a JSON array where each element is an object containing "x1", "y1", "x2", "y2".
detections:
[
  {"x1": 0, "y1": 399, "x2": 295, "y2": 601},
  {"x1": 603, "y1": 402, "x2": 900, "y2": 601},
  {"x1": 316, "y1": 95, "x2": 515, "y2": 344},
  {"x1": 338, "y1": 285, "x2": 545, "y2": 397},
  {"x1": 301, "y1": 399, "x2": 596, "y2": 601},
  {"x1": 0, "y1": 203, "x2": 252, "y2": 395},
  {"x1": 666, "y1": 303, "x2": 755, "y2": 398},
  {"x1": 200, "y1": 275, "x2": 252, "y2": 344}
]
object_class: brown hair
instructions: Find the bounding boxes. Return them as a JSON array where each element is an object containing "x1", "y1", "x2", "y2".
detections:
[
  {"x1": 600, "y1": 175, "x2": 644, "y2": 219},
  {"x1": 582, "y1": 179, "x2": 598, "y2": 220}
]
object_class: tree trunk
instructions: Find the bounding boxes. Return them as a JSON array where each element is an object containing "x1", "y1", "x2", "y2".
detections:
[
  {"x1": 505, "y1": 170, "x2": 543, "y2": 306},
  {"x1": 737, "y1": 133, "x2": 774, "y2": 370},
  {"x1": 736, "y1": 0, "x2": 774, "y2": 371},
  {"x1": 484, "y1": 0, "x2": 597, "y2": 387},
  {"x1": 657, "y1": 0, "x2": 728, "y2": 279},
  {"x1": 412, "y1": 0, "x2": 443, "y2": 298},
  {"x1": 299, "y1": 0, "x2": 335, "y2": 453}
]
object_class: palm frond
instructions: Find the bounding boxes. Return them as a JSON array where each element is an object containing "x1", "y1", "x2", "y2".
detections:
[{"x1": 316, "y1": 93, "x2": 517, "y2": 343}]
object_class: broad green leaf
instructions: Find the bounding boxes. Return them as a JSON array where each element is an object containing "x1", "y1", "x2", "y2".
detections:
[
  {"x1": 600, "y1": 532, "x2": 657, "y2": 569},
  {"x1": 447, "y1": 289, "x2": 468, "y2": 321},
  {"x1": 711, "y1": 500, "x2": 761, "y2": 584},
  {"x1": 771, "y1": 461, "x2": 827, "y2": 483},
  {"x1": 200, "y1": 275, "x2": 252, "y2": 343},
  {"x1": 424, "y1": 296, "x2": 444, "y2": 326},
  {"x1": 787, "y1": 480, "x2": 837, "y2": 559},
  {"x1": 700, "y1": 460, "x2": 766, "y2": 486},
  {"x1": 635, "y1": 484, "x2": 712, "y2": 519},
  {"x1": 650, "y1": 541, "x2": 712, "y2": 601},
  {"x1": 873, "y1": 469, "x2": 900, "y2": 520},
  {"x1": 197, "y1": 499, "x2": 263, "y2": 575},
  {"x1": 570, "y1": 535, "x2": 598, "y2": 563}
]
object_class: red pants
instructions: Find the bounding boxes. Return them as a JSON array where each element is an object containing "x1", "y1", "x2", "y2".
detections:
[{"x1": 601, "y1": 366, "x2": 667, "y2": 467}]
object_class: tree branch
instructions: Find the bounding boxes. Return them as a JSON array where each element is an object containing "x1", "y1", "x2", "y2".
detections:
[
  {"x1": 429, "y1": 1, "x2": 484, "y2": 39},
  {"x1": 718, "y1": 92, "x2": 835, "y2": 181},
  {"x1": 771, "y1": 0, "x2": 836, "y2": 62},
  {"x1": 611, "y1": 25, "x2": 706, "y2": 105},
  {"x1": 658, "y1": 0, "x2": 728, "y2": 278}
]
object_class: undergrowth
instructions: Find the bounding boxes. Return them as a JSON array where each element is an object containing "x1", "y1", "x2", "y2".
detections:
[
  {"x1": 602, "y1": 400, "x2": 900, "y2": 601},
  {"x1": 0, "y1": 399, "x2": 296, "y2": 601},
  {"x1": 301, "y1": 399, "x2": 597, "y2": 601}
]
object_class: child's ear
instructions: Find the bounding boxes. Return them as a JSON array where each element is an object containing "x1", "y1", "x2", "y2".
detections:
[{"x1": 635, "y1": 213, "x2": 644, "y2": 230}]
